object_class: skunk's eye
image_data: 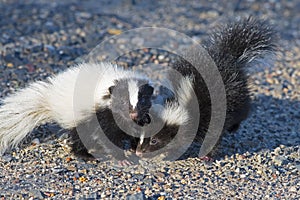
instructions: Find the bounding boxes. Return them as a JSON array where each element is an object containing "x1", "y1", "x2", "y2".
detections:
[{"x1": 150, "y1": 138, "x2": 158, "y2": 145}]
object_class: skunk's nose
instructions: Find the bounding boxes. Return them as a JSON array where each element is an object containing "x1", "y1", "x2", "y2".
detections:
[
  {"x1": 136, "y1": 150, "x2": 143, "y2": 157},
  {"x1": 129, "y1": 111, "x2": 138, "y2": 121}
]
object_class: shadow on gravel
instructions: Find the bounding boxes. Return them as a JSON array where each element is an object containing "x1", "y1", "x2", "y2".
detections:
[{"x1": 215, "y1": 94, "x2": 300, "y2": 159}]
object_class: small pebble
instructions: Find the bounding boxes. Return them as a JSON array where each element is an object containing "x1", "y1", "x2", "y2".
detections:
[{"x1": 31, "y1": 138, "x2": 40, "y2": 145}]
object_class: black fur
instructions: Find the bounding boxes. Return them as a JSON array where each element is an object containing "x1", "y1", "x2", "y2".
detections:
[
  {"x1": 70, "y1": 107, "x2": 139, "y2": 161},
  {"x1": 135, "y1": 84, "x2": 154, "y2": 126},
  {"x1": 70, "y1": 78, "x2": 154, "y2": 161},
  {"x1": 135, "y1": 124, "x2": 179, "y2": 156}
]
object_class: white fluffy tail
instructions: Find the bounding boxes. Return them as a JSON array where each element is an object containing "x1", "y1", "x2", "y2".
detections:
[
  {"x1": 0, "y1": 81, "x2": 53, "y2": 155},
  {"x1": 0, "y1": 62, "x2": 144, "y2": 155}
]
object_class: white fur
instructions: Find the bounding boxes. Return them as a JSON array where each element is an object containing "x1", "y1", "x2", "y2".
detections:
[
  {"x1": 45, "y1": 62, "x2": 135, "y2": 128},
  {"x1": 128, "y1": 80, "x2": 139, "y2": 109},
  {"x1": 0, "y1": 81, "x2": 52, "y2": 154},
  {"x1": 0, "y1": 62, "x2": 147, "y2": 155},
  {"x1": 176, "y1": 76, "x2": 194, "y2": 107},
  {"x1": 161, "y1": 103, "x2": 189, "y2": 125},
  {"x1": 139, "y1": 133, "x2": 145, "y2": 145},
  {"x1": 137, "y1": 75, "x2": 195, "y2": 146},
  {"x1": 151, "y1": 75, "x2": 195, "y2": 126}
]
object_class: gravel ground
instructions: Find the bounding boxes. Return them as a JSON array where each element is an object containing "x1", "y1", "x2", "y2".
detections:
[{"x1": 0, "y1": 0, "x2": 300, "y2": 199}]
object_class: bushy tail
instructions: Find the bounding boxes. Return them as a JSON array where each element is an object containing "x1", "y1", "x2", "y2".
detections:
[
  {"x1": 0, "y1": 62, "x2": 124, "y2": 155},
  {"x1": 206, "y1": 17, "x2": 277, "y2": 129},
  {"x1": 0, "y1": 81, "x2": 53, "y2": 155},
  {"x1": 207, "y1": 17, "x2": 277, "y2": 66}
]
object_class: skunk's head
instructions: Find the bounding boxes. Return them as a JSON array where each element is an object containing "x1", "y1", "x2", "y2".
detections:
[
  {"x1": 107, "y1": 77, "x2": 155, "y2": 127},
  {"x1": 107, "y1": 74, "x2": 178, "y2": 127},
  {"x1": 135, "y1": 122, "x2": 180, "y2": 157},
  {"x1": 105, "y1": 72, "x2": 195, "y2": 159},
  {"x1": 133, "y1": 76, "x2": 195, "y2": 158},
  {"x1": 134, "y1": 101, "x2": 190, "y2": 158}
]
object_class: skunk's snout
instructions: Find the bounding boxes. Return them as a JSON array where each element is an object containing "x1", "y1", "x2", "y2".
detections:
[
  {"x1": 129, "y1": 110, "x2": 151, "y2": 126},
  {"x1": 129, "y1": 111, "x2": 138, "y2": 121},
  {"x1": 135, "y1": 150, "x2": 143, "y2": 157}
]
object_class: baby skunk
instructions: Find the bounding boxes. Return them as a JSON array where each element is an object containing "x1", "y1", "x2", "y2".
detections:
[
  {"x1": 134, "y1": 17, "x2": 277, "y2": 159},
  {"x1": 0, "y1": 62, "x2": 155, "y2": 162}
]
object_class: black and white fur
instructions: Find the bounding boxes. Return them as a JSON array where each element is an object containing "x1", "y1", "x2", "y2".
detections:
[
  {"x1": 69, "y1": 72, "x2": 191, "y2": 161},
  {"x1": 134, "y1": 17, "x2": 277, "y2": 158},
  {"x1": 0, "y1": 58, "x2": 184, "y2": 163},
  {"x1": 0, "y1": 62, "x2": 155, "y2": 158}
]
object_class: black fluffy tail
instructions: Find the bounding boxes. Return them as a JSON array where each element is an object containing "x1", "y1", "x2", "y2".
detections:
[
  {"x1": 206, "y1": 17, "x2": 277, "y2": 66},
  {"x1": 206, "y1": 17, "x2": 277, "y2": 131}
]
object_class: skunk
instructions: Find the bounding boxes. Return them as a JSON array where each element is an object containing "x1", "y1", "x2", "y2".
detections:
[
  {"x1": 0, "y1": 62, "x2": 156, "y2": 160},
  {"x1": 134, "y1": 17, "x2": 277, "y2": 159}
]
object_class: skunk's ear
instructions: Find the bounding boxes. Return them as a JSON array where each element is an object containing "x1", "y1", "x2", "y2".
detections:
[
  {"x1": 148, "y1": 85, "x2": 154, "y2": 95},
  {"x1": 108, "y1": 80, "x2": 119, "y2": 94},
  {"x1": 108, "y1": 85, "x2": 115, "y2": 94},
  {"x1": 139, "y1": 84, "x2": 154, "y2": 96},
  {"x1": 102, "y1": 85, "x2": 115, "y2": 100}
]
